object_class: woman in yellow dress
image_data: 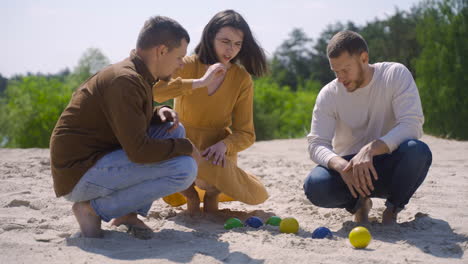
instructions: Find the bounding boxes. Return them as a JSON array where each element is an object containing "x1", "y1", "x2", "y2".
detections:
[{"x1": 153, "y1": 10, "x2": 269, "y2": 214}]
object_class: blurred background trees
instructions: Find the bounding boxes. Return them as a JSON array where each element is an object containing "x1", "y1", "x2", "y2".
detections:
[{"x1": 1, "y1": 0, "x2": 467, "y2": 147}]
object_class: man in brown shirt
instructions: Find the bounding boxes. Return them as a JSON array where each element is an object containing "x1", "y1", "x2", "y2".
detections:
[{"x1": 50, "y1": 16, "x2": 203, "y2": 238}]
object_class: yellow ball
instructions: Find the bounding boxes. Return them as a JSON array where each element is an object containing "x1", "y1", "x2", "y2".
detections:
[
  {"x1": 349, "y1": 226, "x2": 372, "y2": 248},
  {"x1": 279, "y1": 217, "x2": 299, "y2": 234}
]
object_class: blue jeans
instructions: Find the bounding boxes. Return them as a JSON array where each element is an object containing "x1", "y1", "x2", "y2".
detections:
[
  {"x1": 65, "y1": 122, "x2": 197, "y2": 222},
  {"x1": 303, "y1": 139, "x2": 432, "y2": 214}
]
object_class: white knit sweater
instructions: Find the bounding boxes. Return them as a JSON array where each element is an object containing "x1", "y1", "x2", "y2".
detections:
[{"x1": 307, "y1": 62, "x2": 424, "y2": 168}]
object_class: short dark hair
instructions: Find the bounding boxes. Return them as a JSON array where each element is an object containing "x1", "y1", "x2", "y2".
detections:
[
  {"x1": 137, "y1": 16, "x2": 190, "y2": 50},
  {"x1": 195, "y1": 10, "x2": 267, "y2": 77},
  {"x1": 327, "y1": 30, "x2": 368, "y2": 58}
]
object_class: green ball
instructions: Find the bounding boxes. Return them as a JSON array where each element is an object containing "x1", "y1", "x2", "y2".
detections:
[
  {"x1": 266, "y1": 216, "x2": 282, "y2": 226},
  {"x1": 224, "y1": 217, "x2": 243, "y2": 230}
]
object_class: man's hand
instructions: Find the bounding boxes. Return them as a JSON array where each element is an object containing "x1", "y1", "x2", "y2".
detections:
[
  {"x1": 202, "y1": 141, "x2": 227, "y2": 167},
  {"x1": 343, "y1": 145, "x2": 377, "y2": 197},
  {"x1": 157, "y1": 107, "x2": 179, "y2": 132},
  {"x1": 192, "y1": 63, "x2": 226, "y2": 95},
  {"x1": 329, "y1": 156, "x2": 364, "y2": 198}
]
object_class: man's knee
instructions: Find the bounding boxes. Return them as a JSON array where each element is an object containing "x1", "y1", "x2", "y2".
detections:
[
  {"x1": 170, "y1": 123, "x2": 186, "y2": 139},
  {"x1": 303, "y1": 167, "x2": 333, "y2": 207},
  {"x1": 399, "y1": 139, "x2": 432, "y2": 164},
  {"x1": 174, "y1": 155, "x2": 197, "y2": 189}
]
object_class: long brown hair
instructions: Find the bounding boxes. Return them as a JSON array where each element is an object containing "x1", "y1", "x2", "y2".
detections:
[{"x1": 195, "y1": 10, "x2": 268, "y2": 77}]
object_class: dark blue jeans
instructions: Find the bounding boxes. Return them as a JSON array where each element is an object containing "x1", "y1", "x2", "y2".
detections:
[{"x1": 303, "y1": 139, "x2": 432, "y2": 214}]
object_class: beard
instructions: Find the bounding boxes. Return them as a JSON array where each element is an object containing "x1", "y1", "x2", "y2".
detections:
[{"x1": 345, "y1": 64, "x2": 366, "y2": 92}]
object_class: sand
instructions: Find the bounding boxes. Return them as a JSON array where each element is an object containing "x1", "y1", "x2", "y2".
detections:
[{"x1": 0, "y1": 135, "x2": 467, "y2": 263}]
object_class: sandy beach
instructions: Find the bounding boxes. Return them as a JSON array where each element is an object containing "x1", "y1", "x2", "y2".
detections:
[{"x1": 0, "y1": 134, "x2": 467, "y2": 263}]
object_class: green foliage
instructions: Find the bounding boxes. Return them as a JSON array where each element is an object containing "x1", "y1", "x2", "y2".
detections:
[
  {"x1": 0, "y1": 48, "x2": 109, "y2": 148},
  {"x1": 360, "y1": 8, "x2": 422, "y2": 76},
  {"x1": 2, "y1": 3, "x2": 467, "y2": 147},
  {"x1": 74, "y1": 47, "x2": 110, "y2": 77},
  {"x1": 0, "y1": 74, "x2": 7, "y2": 95},
  {"x1": 253, "y1": 77, "x2": 318, "y2": 140},
  {"x1": 270, "y1": 28, "x2": 315, "y2": 90},
  {"x1": 0, "y1": 76, "x2": 74, "y2": 147},
  {"x1": 415, "y1": 0, "x2": 468, "y2": 139}
]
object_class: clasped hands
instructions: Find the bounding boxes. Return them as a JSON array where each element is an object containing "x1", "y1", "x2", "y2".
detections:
[{"x1": 339, "y1": 145, "x2": 379, "y2": 199}]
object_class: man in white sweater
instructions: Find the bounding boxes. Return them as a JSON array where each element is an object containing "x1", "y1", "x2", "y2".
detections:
[{"x1": 304, "y1": 31, "x2": 432, "y2": 225}]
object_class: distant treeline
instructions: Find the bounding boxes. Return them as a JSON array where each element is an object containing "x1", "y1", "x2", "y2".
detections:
[{"x1": 0, "y1": 0, "x2": 466, "y2": 148}]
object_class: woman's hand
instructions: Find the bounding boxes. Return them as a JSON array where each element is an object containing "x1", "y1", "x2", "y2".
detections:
[
  {"x1": 202, "y1": 141, "x2": 227, "y2": 167},
  {"x1": 193, "y1": 63, "x2": 226, "y2": 95}
]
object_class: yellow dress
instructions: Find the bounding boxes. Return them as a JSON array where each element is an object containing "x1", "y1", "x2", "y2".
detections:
[{"x1": 153, "y1": 55, "x2": 269, "y2": 206}]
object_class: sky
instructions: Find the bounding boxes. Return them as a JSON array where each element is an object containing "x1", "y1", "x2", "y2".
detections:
[{"x1": 1, "y1": 0, "x2": 422, "y2": 78}]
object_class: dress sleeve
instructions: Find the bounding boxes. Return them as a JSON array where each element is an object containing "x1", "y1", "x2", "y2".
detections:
[
  {"x1": 152, "y1": 56, "x2": 198, "y2": 103},
  {"x1": 222, "y1": 75, "x2": 256, "y2": 154},
  {"x1": 153, "y1": 77, "x2": 194, "y2": 103}
]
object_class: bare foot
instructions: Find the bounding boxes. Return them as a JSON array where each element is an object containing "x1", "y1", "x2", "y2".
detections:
[
  {"x1": 382, "y1": 208, "x2": 398, "y2": 225},
  {"x1": 111, "y1": 213, "x2": 153, "y2": 240},
  {"x1": 203, "y1": 190, "x2": 220, "y2": 213},
  {"x1": 181, "y1": 184, "x2": 201, "y2": 216},
  {"x1": 72, "y1": 201, "x2": 102, "y2": 238},
  {"x1": 354, "y1": 197, "x2": 372, "y2": 223},
  {"x1": 111, "y1": 213, "x2": 150, "y2": 229}
]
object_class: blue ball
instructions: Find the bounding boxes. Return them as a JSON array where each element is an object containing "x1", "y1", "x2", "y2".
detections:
[
  {"x1": 312, "y1": 227, "x2": 332, "y2": 239},
  {"x1": 245, "y1": 216, "x2": 263, "y2": 228}
]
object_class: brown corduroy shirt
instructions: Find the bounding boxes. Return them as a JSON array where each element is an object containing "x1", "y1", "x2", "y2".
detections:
[{"x1": 50, "y1": 50, "x2": 194, "y2": 197}]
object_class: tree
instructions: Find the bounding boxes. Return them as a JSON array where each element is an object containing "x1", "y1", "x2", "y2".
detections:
[
  {"x1": 270, "y1": 28, "x2": 315, "y2": 90},
  {"x1": 415, "y1": 0, "x2": 468, "y2": 139},
  {"x1": 0, "y1": 76, "x2": 74, "y2": 147},
  {"x1": 360, "y1": 8, "x2": 422, "y2": 76},
  {"x1": 0, "y1": 48, "x2": 111, "y2": 147},
  {"x1": 0, "y1": 74, "x2": 8, "y2": 95},
  {"x1": 73, "y1": 47, "x2": 110, "y2": 83}
]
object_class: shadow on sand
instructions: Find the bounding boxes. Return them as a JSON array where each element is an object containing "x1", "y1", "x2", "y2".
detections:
[
  {"x1": 66, "y1": 209, "x2": 266, "y2": 264},
  {"x1": 334, "y1": 212, "x2": 468, "y2": 259}
]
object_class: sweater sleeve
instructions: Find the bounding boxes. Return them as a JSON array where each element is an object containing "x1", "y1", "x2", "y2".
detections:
[
  {"x1": 222, "y1": 75, "x2": 256, "y2": 154},
  {"x1": 102, "y1": 76, "x2": 193, "y2": 164},
  {"x1": 379, "y1": 64, "x2": 424, "y2": 152},
  {"x1": 153, "y1": 77, "x2": 194, "y2": 103},
  {"x1": 307, "y1": 86, "x2": 339, "y2": 167},
  {"x1": 153, "y1": 56, "x2": 197, "y2": 103}
]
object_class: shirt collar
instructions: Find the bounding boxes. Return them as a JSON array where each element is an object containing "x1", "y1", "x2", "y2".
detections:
[{"x1": 130, "y1": 50, "x2": 156, "y2": 85}]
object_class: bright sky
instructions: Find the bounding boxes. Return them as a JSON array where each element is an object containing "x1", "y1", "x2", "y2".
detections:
[{"x1": 1, "y1": 0, "x2": 421, "y2": 77}]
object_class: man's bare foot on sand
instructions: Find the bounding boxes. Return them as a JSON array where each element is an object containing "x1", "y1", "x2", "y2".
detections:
[
  {"x1": 72, "y1": 201, "x2": 102, "y2": 238},
  {"x1": 111, "y1": 213, "x2": 150, "y2": 230},
  {"x1": 382, "y1": 207, "x2": 398, "y2": 225},
  {"x1": 111, "y1": 213, "x2": 153, "y2": 239},
  {"x1": 354, "y1": 197, "x2": 372, "y2": 223},
  {"x1": 203, "y1": 190, "x2": 220, "y2": 213},
  {"x1": 181, "y1": 184, "x2": 201, "y2": 216}
]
